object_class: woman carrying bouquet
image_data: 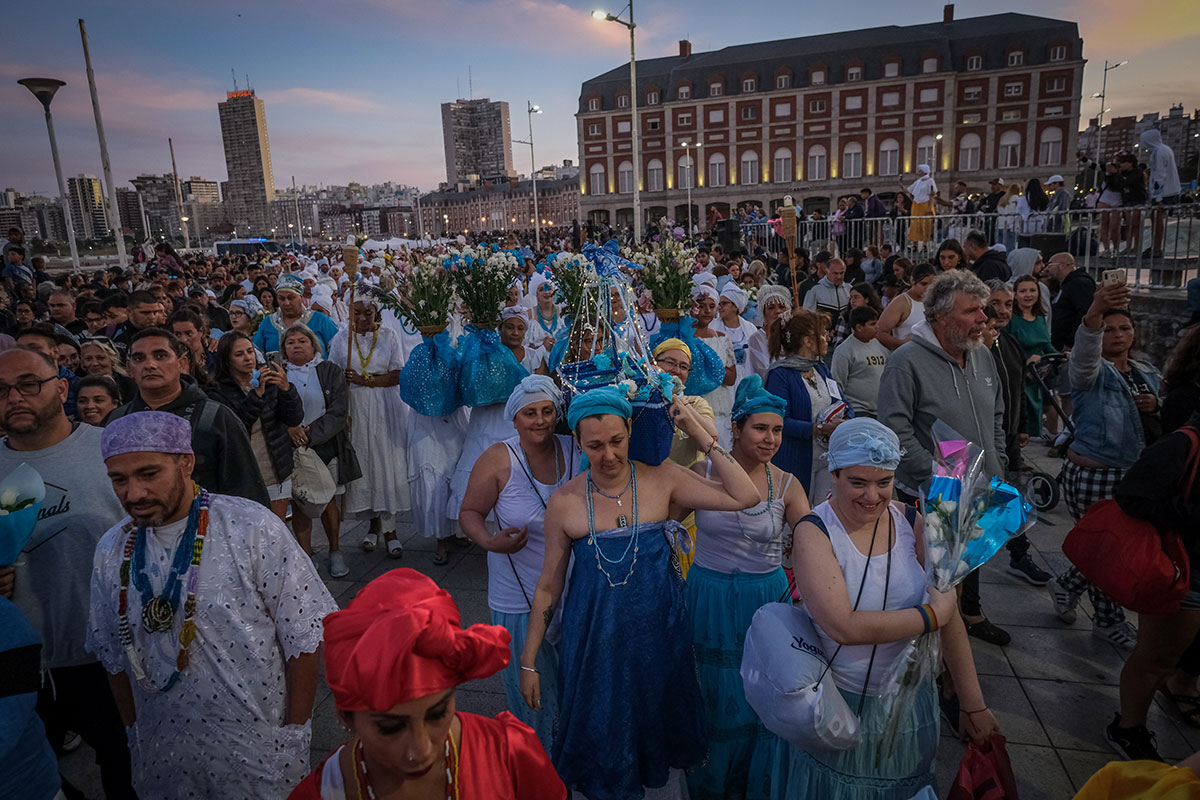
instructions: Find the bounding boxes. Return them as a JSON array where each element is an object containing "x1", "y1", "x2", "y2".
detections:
[{"x1": 780, "y1": 417, "x2": 997, "y2": 800}]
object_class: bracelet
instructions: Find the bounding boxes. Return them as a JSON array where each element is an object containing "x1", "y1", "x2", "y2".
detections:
[
  {"x1": 915, "y1": 604, "x2": 933, "y2": 635},
  {"x1": 702, "y1": 437, "x2": 716, "y2": 455},
  {"x1": 962, "y1": 707, "x2": 990, "y2": 716},
  {"x1": 520, "y1": 665, "x2": 538, "y2": 674},
  {"x1": 923, "y1": 603, "x2": 940, "y2": 632}
]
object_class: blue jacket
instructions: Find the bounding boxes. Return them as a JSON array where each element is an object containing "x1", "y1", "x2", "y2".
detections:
[
  {"x1": 252, "y1": 309, "x2": 339, "y2": 356},
  {"x1": 766, "y1": 363, "x2": 853, "y2": 494},
  {"x1": 1068, "y1": 324, "x2": 1162, "y2": 469}
]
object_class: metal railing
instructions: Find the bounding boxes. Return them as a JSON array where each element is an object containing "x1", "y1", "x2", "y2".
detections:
[{"x1": 737, "y1": 204, "x2": 1200, "y2": 289}]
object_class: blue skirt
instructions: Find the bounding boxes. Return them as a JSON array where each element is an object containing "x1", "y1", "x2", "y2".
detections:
[
  {"x1": 685, "y1": 565, "x2": 789, "y2": 800},
  {"x1": 490, "y1": 609, "x2": 560, "y2": 754},
  {"x1": 554, "y1": 521, "x2": 706, "y2": 800},
  {"x1": 772, "y1": 679, "x2": 939, "y2": 800}
]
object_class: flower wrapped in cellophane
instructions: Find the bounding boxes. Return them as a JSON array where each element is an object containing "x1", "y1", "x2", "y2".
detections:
[
  {"x1": 0, "y1": 463, "x2": 46, "y2": 566},
  {"x1": 873, "y1": 420, "x2": 1034, "y2": 761}
]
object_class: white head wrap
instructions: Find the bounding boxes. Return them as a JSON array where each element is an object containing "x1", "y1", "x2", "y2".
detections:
[
  {"x1": 756, "y1": 285, "x2": 792, "y2": 312},
  {"x1": 692, "y1": 284, "x2": 719, "y2": 304},
  {"x1": 916, "y1": 164, "x2": 931, "y2": 175},
  {"x1": 504, "y1": 375, "x2": 564, "y2": 422},
  {"x1": 719, "y1": 284, "x2": 750, "y2": 314},
  {"x1": 501, "y1": 306, "x2": 528, "y2": 322}
]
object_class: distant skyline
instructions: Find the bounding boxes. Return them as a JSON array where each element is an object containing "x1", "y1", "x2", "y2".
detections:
[{"x1": 1, "y1": 0, "x2": 1196, "y2": 196}]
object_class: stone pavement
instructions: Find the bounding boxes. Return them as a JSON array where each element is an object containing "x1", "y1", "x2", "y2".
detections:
[{"x1": 61, "y1": 448, "x2": 1197, "y2": 798}]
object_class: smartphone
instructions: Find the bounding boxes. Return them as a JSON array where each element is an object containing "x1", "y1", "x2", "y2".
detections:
[
  {"x1": 1101, "y1": 268, "x2": 1127, "y2": 287},
  {"x1": 265, "y1": 352, "x2": 282, "y2": 370}
]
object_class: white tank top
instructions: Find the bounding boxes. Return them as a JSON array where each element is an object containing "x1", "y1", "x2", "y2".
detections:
[
  {"x1": 487, "y1": 434, "x2": 577, "y2": 614},
  {"x1": 808, "y1": 501, "x2": 927, "y2": 695},
  {"x1": 693, "y1": 462, "x2": 793, "y2": 574},
  {"x1": 893, "y1": 296, "x2": 924, "y2": 340}
]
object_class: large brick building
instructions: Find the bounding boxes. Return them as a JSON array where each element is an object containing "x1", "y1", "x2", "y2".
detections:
[{"x1": 577, "y1": 7, "x2": 1084, "y2": 227}]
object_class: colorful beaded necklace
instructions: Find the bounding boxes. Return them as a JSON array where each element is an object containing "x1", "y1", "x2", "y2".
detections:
[
  {"x1": 117, "y1": 487, "x2": 211, "y2": 692},
  {"x1": 354, "y1": 327, "x2": 380, "y2": 378},
  {"x1": 585, "y1": 462, "x2": 640, "y2": 587},
  {"x1": 352, "y1": 726, "x2": 459, "y2": 800},
  {"x1": 535, "y1": 305, "x2": 559, "y2": 335}
]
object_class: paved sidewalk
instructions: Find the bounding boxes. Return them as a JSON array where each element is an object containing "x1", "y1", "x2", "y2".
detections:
[{"x1": 61, "y1": 449, "x2": 1192, "y2": 798}]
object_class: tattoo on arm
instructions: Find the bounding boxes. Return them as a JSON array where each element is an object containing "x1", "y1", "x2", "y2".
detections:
[
  {"x1": 543, "y1": 601, "x2": 557, "y2": 628},
  {"x1": 710, "y1": 443, "x2": 736, "y2": 464}
]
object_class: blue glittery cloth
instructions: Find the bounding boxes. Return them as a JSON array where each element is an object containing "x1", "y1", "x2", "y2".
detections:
[
  {"x1": 650, "y1": 319, "x2": 726, "y2": 396},
  {"x1": 553, "y1": 520, "x2": 706, "y2": 800},
  {"x1": 582, "y1": 239, "x2": 642, "y2": 278},
  {"x1": 399, "y1": 331, "x2": 461, "y2": 417},
  {"x1": 457, "y1": 327, "x2": 528, "y2": 407}
]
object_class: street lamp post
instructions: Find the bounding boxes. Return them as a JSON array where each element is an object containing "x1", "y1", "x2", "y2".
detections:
[
  {"x1": 1093, "y1": 59, "x2": 1128, "y2": 181},
  {"x1": 514, "y1": 101, "x2": 544, "y2": 249},
  {"x1": 17, "y1": 78, "x2": 80, "y2": 272},
  {"x1": 79, "y1": 20, "x2": 128, "y2": 269},
  {"x1": 593, "y1": 2, "x2": 640, "y2": 242},
  {"x1": 682, "y1": 140, "x2": 703, "y2": 239}
]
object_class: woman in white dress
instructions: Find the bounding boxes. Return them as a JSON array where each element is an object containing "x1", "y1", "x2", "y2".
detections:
[
  {"x1": 329, "y1": 297, "x2": 411, "y2": 558},
  {"x1": 692, "y1": 283, "x2": 737, "y2": 448}
]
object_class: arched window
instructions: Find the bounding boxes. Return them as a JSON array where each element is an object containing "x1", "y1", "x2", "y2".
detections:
[
  {"x1": 708, "y1": 153, "x2": 727, "y2": 188},
  {"x1": 588, "y1": 163, "x2": 606, "y2": 195},
  {"x1": 878, "y1": 138, "x2": 900, "y2": 176},
  {"x1": 1039, "y1": 127, "x2": 1063, "y2": 166},
  {"x1": 807, "y1": 145, "x2": 827, "y2": 181},
  {"x1": 646, "y1": 159, "x2": 664, "y2": 192},
  {"x1": 842, "y1": 142, "x2": 863, "y2": 179},
  {"x1": 617, "y1": 161, "x2": 634, "y2": 194},
  {"x1": 959, "y1": 133, "x2": 981, "y2": 171},
  {"x1": 677, "y1": 154, "x2": 695, "y2": 190},
  {"x1": 740, "y1": 150, "x2": 760, "y2": 185},
  {"x1": 772, "y1": 148, "x2": 792, "y2": 183},
  {"x1": 999, "y1": 130, "x2": 1021, "y2": 168},
  {"x1": 916, "y1": 135, "x2": 938, "y2": 169}
]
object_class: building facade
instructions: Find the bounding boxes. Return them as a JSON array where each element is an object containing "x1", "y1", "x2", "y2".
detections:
[
  {"x1": 129, "y1": 174, "x2": 178, "y2": 240},
  {"x1": 416, "y1": 176, "x2": 582, "y2": 236},
  {"x1": 441, "y1": 98, "x2": 516, "y2": 184},
  {"x1": 1080, "y1": 104, "x2": 1198, "y2": 168},
  {"x1": 218, "y1": 89, "x2": 276, "y2": 236},
  {"x1": 67, "y1": 174, "x2": 108, "y2": 240},
  {"x1": 577, "y1": 8, "x2": 1085, "y2": 227}
]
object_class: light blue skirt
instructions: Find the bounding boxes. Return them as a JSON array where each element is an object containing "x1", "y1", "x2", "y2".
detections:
[
  {"x1": 686, "y1": 564, "x2": 790, "y2": 800},
  {"x1": 491, "y1": 608, "x2": 560, "y2": 753},
  {"x1": 771, "y1": 679, "x2": 939, "y2": 800}
]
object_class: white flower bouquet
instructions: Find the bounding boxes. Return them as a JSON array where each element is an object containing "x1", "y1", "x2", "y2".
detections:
[{"x1": 0, "y1": 463, "x2": 46, "y2": 566}]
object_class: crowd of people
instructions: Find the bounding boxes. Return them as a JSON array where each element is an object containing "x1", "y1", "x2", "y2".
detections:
[{"x1": 0, "y1": 205, "x2": 1198, "y2": 800}]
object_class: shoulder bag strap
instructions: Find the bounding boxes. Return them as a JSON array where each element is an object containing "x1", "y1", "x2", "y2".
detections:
[
  {"x1": 1179, "y1": 426, "x2": 1200, "y2": 498},
  {"x1": 498, "y1": 442, "x2": 538, "y2": 611}
]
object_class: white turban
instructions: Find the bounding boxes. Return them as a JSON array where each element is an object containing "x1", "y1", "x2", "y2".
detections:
[
  {"x1": 692, "y1": 284, "x2": 719, "y2": 304},
  {"x1": 916, "y1": 164, "x2": 931, "y2": 175},
  {"x1": 501, "y1": 306, "x2": 528, "y2": 322},
  {"x1": 504, "y1": 375, "x2": 564, "y2": 422},
  {"x1": 719, "y1": 284, "x2": 749, "y2": 314},
  {"x1": 757, "y1": 285, "x2": 792, "y2": 312}
]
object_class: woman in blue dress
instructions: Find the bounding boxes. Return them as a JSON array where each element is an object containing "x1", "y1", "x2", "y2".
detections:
[{"x1": 520, "y1": 385, "x2": 761, "y2": 800}]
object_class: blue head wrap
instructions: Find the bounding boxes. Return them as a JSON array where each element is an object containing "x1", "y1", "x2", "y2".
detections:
[
  {"x1": 504, "y1": 375, "x2": 564, "y2": 422},
  {"x1": 566, "y1": 385, "x2": 633, "y2": 431},
  {"x1": 826, "y1": 417, "x2": 903, "y2": 472},
  {"x1": 731, "y1": 375, "x2": 786, "y2": 423},
  {"x1": 276, "y1": 273, "x2": 305, "y2": 295}
]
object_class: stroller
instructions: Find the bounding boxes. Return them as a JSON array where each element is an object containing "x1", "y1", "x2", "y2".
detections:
[{"x1": 1009, "y1": 353, "x2": 1076, "y2": 513}]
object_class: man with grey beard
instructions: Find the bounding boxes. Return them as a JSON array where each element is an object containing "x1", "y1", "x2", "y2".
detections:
[{"x1": 877, "y1": 269, "x2": 1012, "y2": 650}]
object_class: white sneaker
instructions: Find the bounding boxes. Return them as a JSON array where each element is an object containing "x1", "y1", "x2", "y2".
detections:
[
  {"x1": 1094, "y1": 621, "x2": 1138, "y2": 651},
  {"x1": 329, "y1": 551, "x2": 349, "y2": 579},
  {"x1": 1048, "y1": 580, "x2": 1079, "y2": 624}
]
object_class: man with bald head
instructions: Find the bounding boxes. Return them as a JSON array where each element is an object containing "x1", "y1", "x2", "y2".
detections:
[{"x1": 0, "y1": 347, "x2": 135, "y2": 798}]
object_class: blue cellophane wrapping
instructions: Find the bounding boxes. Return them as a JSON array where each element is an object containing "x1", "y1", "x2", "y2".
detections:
[
  {"x1": 649, "y1": 319, "x2": 725, "y2": 396},
  {"x1": 629, "y1": 386, "x2": 674, "y2": 465},
  {"x1": 399, "y1": 332, "x2": 461, "y2": 417},
  {"x1": 458, "y1": 327, "x2": 529, "y2": 407},
  {"x1": 0, "y1": 503, "x2": 44, "y2": 566}
]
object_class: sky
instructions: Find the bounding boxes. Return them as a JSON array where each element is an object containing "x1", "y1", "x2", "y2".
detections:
[{"x1": 1, "y1": 0, "x2": 1197, "y2": 198}]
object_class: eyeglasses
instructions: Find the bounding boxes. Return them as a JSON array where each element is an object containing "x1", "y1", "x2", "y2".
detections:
[
  {"x1": 0, "y1": 376, "x2": 59, "y2": 397},
  {"x1": 655, "y1": 357, "x2": 691, "y2": 373}
]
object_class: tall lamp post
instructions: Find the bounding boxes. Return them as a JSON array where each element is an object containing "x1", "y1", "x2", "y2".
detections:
[
  {"x1": 1092, "y1": 59, "x2": 1127, "y2": 180},
  {"x1": 593, "y1": 2, "x2": 640, "y2": 242},
  {"x1": 682, "y1": 139, "x2": 703, "y2": 239},
  {"x1": 17, "y1": 78, "x2": 80, "y2": 272},
  {"x1": 514, "y1": 102, "x2": 544, "y2": 249}
]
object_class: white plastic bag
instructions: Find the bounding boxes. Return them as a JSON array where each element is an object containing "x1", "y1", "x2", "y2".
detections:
[
  {"x1": 291, "y1": 447, "x2": 335, "y2": 515},
  {"x1": 740, "y1": 602, "x2": 861, "y2": 752}
]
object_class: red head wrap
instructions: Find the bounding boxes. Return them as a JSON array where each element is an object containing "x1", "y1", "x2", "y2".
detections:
[{"x1": 323, "y1": 569, "x2": 511, "y2": 711}]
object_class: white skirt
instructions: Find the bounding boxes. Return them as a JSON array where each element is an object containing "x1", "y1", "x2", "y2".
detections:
[
  {"x1": 343, "y1": 385, "x2": 411, "y2": 517},
  {"x1": 407, "y1": 409, "x2": 468, "y2": 538}
]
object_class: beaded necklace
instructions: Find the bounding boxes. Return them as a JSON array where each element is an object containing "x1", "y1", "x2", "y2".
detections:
[
  {"x1": 352, "y1": 726, "x2": 459, "y2": 800},
  {"x1": 587, "y1": 468, "x2": 632, "y2": 507},
  {"x1": 739, "y1": 464, "x2": 775, "y2": 517},
  {"x1": 535, "y1": 305, "x2": 559, "y2": 335},
  {"x1": 117, "y1": 487, "x2": 211, "y2": 692},
  {"x1": 354, "y1": 327, "x2": 380, "y2": 378},
  {"x1": 585, "y1": 462, "x2": 640, "y2": 587}
]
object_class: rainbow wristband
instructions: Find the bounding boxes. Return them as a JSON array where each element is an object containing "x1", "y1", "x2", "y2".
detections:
[
  {"x1": 916, "y1": 604, "x2": 933, "y2": 635},
  {"x1": 923, "y1": 603, "x2": 940, "y2": 633}
]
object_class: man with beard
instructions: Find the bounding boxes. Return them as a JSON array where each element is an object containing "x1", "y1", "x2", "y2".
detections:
[
  {"x1": 878, "y1": 270, "x2": 1012, "y2": 648},
  {"x1": 0, "y1": 347, "x2": 136, "y2": 799},
  {"x1": 87, "y1": 411, "x2": 337, "y2": 798}
]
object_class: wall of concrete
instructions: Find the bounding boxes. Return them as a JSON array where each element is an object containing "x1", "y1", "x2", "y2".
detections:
[{"x1": 1130, "y1": 289, "x2": 1191, "y2": 369}]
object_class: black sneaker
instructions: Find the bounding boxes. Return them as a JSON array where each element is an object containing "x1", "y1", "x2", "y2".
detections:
[
  {"x1": 1106, "y1": 713, "x2": 1163, "y2": 761},
  {"x1": 966, "y1": 618, "x2": 1012, "y2": 647},
  {"x1": 1008, "y1": 556, "x2": 1052, "y2": 586}
]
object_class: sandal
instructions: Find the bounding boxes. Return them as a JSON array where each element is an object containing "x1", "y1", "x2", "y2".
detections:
[
  {"x1": 1158, "y1": 687, "x2": 1200, "y2": 728},
  {"x1": 385, "y1": 535, "x2": 403, "y2": 560},
  {"x1": 432, "y1": 540, "x2": 451, "y2": 566}
]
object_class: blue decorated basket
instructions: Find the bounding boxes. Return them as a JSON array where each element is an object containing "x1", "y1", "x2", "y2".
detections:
[{"x1": 628, "y1": 386, "x2": 674, "y2": 466}]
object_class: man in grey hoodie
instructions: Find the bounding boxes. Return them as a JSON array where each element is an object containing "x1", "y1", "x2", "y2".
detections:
[
  {"x1": 878, "y1": 269, "x2": 1011, "y2": 648},
  {"x1": 1139, "y1": 128, "x2": 1181, "y2": 257}
]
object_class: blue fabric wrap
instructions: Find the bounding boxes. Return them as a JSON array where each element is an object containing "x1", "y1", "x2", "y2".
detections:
[
  {"x1": 649, "y1": 318, "x2": 726, "y2": 396},
  {"x1": 565, "y1": 385, "x2": 632, "y2": 431},
  {"x1": 732, "y1": 374, "x2": 787, "y2": 423},
  {"x1": 399, "y1": 332, "x2": 461, "y2": 417},
  {"x1": 553, "y1": 522, "x2": 707, "y2": 799},
  {"x1": 548, "y1": 322, "x2": 572, "y2": 373},
  {"x1": 629, "y1": 386, "x2": 675, "y2": 466},
  {"x1": 457, "y1": 327, "x2": 528, "y2": 407},
  {"x1": 582, "y1": 239, "x2": 642, "y2": 278}
]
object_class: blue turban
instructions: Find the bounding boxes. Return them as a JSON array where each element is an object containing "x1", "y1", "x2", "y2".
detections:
[
  {"x1": 276, "y1": 273, "x2": 305, "y2": 295},
  {"x1": 826, "y1": 417, "x2": 903, "y2": 472},
  {"x1": 566, "y1": 385, "x2": 632, "y2": 431},
  {"x1": 504, "y1": 375, "x2": 564, "y2": 422},
  {"x1": 731, "y1": 374, "x2": 786, "y2": 423}
]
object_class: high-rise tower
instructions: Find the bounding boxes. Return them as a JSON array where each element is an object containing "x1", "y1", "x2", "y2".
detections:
[{"x1": 218, "y1": 89, "x2": 275, "y2": 236}]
